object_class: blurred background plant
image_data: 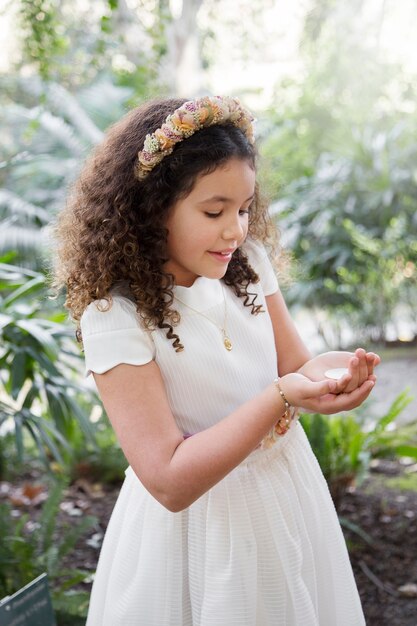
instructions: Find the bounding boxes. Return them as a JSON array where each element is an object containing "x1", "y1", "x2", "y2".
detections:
[
  {"x1": 258, "y1": 2, "x2": 417, "y2": 346},
  {"x1": 0, "y1": 257, "x2": 95, "y2": 474},
  {"x1": 0, "y1": 0, "x2": 416, "y2": 622},
  {"x1": 0, "y1": 479, "x2": 96, "y2": 622}
]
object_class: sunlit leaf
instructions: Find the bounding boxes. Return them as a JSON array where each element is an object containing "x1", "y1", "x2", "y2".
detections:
[
  {"x1": 15, "y1": 319, "x2": 59, "y2": 359},
  {"x1": 0, "y1": 314, "x2": 13, "y2": 330},
  {"x1": 3, "y1": 275, "x2": 46, "y2": 308}
]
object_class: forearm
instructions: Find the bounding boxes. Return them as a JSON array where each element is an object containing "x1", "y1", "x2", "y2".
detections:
[
  {"x1": 265, "y1": 293, "x2": 312, "y2": 376},
  {"x1": 97, "y1": 363, "x2": 339, "y2": 513},
  {"x1": 158, "y1": 383, "x2": 284, "y2": 511},
  {"x1": 152, "y1": 365, "x2": 372, "y2": 511},
  {"x1": 279, "y1": 348, "x2": 311, "y2": 376}
]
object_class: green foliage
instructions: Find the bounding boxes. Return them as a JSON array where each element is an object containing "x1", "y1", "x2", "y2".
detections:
[
  {"x1": 0, "y1": 480, "x2": 96, "y2": 615},
  {"x1": 0, "y1": 260, "x2": 95, "y2": 473},
  {"x1": 363, "y1": 390, "x2": 417, "y2": 459},
  {"x1": 300, "y1": 390, "x2": 417, "y2": 508},
  {"x1": 19, "y1": 0, "x2": 69, "y2": 81},
  {"x1": 0, "y1": 76, "x2": 135, "y2": 268},
  {"x1": 257, "y1": 2, "x2": 417, "y2": 345},
  {"x1": 15, "y1": 0, "x2": 165, "y2": 96},
  {"x1": 259, "y1": 88, "x2": 417, "y2": 343},
  {"x1": 385, "y1": 472, "x2": 417, "y2": 493},
  {"x1": 0, "y1": 75, "x2": 134, "y2": 479},
  {"x1": 275, "y1": 127, "x2": 417, "y2": 342},
  {"x1": 70, "y1": 418, "x2": 127, "y2": 485}
]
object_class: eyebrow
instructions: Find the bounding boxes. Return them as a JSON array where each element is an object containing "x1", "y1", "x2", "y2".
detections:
[{"x1": 197, "y1": 194, "x2": 255, "y2": 205}]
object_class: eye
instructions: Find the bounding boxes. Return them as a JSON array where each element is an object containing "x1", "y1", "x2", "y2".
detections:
[
  {"x1": 205, "y1": 212, "x2": 222, "y2": 218},
  {"x1": 239, "y1": 203, "x2": 252, "y2": 215}
]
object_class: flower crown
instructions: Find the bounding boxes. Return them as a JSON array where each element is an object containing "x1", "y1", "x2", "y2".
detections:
[{"x1": 135, "y1": 96, "x2": 255, "y2": 180}]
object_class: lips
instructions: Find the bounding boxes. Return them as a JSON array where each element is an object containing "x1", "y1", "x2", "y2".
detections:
[{"x1": 208, "y1": 249, "x2": 235, "y2": 263}]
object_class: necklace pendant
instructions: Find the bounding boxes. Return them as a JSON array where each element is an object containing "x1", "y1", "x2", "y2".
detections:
[{"x1": 223, "y1": 336, "x2": 233, "y2": 351}]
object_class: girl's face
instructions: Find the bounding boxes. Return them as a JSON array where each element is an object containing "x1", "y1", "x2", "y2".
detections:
[{"x1": 164, "y1": 158, "x2": 256, "y2": 287}]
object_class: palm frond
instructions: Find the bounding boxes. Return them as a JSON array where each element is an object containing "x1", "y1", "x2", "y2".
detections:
[
  {"x1": 4, "y1": 76, "x2": 103, "y2": 145},
  {"x1": 5, "y1": 104, "x2": 86, "y2": 156},
  {"x1": 0, "y1": 189, "x2": 50, "y2": 224},
  {"x1": 78, "y1": 79, "x2": 134, "y2": 129},
  {"x1": 31, "y1": 108, "x2": 87, "y2": 155},
  {"x1": 10, "y1": 154, "x2": 79, "y2": 182},
  {"x1": 46, "y1": 83, "x2": 104, "y2": 145},
  {"x1": 0, "y1": 226, "x2": 47, "y2": 256}
]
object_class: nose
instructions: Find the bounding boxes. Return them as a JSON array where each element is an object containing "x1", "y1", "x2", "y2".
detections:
[{"x1": 222, "y1": 213, "x2": 246, "y2": 242}]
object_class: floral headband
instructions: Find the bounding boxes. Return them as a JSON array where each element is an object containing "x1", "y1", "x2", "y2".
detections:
[{"x1": 135, "y1": 95, "x2": 255, "y2": 180}]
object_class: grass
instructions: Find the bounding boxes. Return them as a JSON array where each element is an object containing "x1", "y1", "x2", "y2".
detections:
[
  {"x1": 361, "y1": 467, "x2": 417, "y2": 495},
  {"x1": 385, "y1": 472, "x2": 417, "y2": 493}
]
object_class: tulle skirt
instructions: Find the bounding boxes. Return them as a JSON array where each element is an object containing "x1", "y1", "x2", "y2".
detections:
[{"x1": 85, "y1": 422, "x2": 365, "y2": 626}]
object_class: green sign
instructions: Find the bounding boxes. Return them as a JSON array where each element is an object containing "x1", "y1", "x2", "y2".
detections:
[{"x1": 0, "y1": 574, "x2": 56, "y2": 626}]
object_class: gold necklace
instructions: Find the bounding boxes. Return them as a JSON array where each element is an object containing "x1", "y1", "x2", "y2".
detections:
[{"x1": 174, "y1": 284, "x2": 232, "y2": 351}]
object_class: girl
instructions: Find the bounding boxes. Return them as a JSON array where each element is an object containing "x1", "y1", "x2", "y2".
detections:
[{"x1": 52, "y1": 96, "x2": 379, "y2": 626}]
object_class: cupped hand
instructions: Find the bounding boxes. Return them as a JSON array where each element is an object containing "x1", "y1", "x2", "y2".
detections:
[
  {"x1": 297, "y1": 349, "x2": 380, "y2": 394},
  {"x1": 333, "y1": 349, "x2": 380, "y2": 393},
  {"x1": 278, "y1": 371, "x2": 375, "y2": 415}
]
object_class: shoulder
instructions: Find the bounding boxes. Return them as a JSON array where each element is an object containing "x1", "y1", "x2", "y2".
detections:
[
  {"x1": 241, "y1": 238, "x2": 278, "y2": 296},
  {"x1": 80, "y1": 295, "x2": 156, "y2": 377},
  {"x1": 81, "y1": 294, "x2": 140, "y2": 336}
]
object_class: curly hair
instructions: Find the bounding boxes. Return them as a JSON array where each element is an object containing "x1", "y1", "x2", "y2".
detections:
[{"x1": 50, "y1": 97, "x2": 279, "y2": 351}]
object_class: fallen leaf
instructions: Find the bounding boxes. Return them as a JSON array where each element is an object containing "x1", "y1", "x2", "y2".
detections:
[
  {"x1": 60, "y1": 501, "x2": 83, "y2": 517},
  {"x1": 73, "y1": 478, "x2": 105, "y2": 499},
  {"x1": 397, "y1": 583, "x2": 417, "y2": 598}
]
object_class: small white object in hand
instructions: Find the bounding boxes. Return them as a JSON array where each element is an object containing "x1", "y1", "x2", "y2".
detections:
[{"x1": 325, "y1": 368, "x2": 348, "y2": 380}]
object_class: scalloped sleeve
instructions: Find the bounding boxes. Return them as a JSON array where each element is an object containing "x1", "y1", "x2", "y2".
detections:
[
  {"x1": 80, "y1": 296, "x2": 156, "y2": 377},
  {"x1": 243, "y1": 238, "x2": 279, "y2": 295}
]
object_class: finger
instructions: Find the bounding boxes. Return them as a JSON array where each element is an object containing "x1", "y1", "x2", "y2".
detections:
[
  {"x1": 365, "y1": 352, "x2": 376, "y2": 376},
  {"x1": 348, "y1": 379, "x2": 375, "y2": 408},
  {"x1": 305, "y1": 379, "x2": 373, "y2": 413},
  {"x1": 344, "y1": 356, "x2": 359, "y2": 392},
  {"x1": 355, "y1": 348, "x2": 368, "y2": 384},
  {"x1": 278, "y1": 374, "x2": 338, "y2": 406},
  {"x1": 302, "y1": 378, "x2": 338, "y2": 399},
  {"x1": 308, "y1": 379, "x2": 337, "y2": 398},
  {"x1": 366, "y1": 352, "x2": 381, "y2": 376},
  {"x1": 334, "y1": 372, "x2": 353, "y2": 394},
  {"x1": 319, "y1": 380, "x2": 375, "y2": 413}
]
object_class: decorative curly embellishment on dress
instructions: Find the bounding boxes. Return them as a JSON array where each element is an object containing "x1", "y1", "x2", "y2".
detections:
[{"x1": 135, "y1": 96, "x2": 255, "y2": 180}]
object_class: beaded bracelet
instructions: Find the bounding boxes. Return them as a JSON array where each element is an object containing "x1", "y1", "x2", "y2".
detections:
[
  {"x1": 272, "y1": 378, "x2": 293, "y2": 436},
  {"x1": 259, "y1": 378, "x2": 298, "y2": 449}
]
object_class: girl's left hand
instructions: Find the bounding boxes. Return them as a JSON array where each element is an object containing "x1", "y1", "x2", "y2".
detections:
[{"x1": 297, "y1": 349, "x2": 380, "y2": 394}]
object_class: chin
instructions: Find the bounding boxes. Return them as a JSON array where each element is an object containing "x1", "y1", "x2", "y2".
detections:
[{"x1": 205, "y1": 268, "x2": 228, "y2": 280}]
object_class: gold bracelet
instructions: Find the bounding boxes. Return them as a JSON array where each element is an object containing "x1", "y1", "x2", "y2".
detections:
[
  {"x1": 260, "y1": 379, "x2": 296, "y2": 448},
  {"x1": 273, "y1": 378, "x2": 292, "y2": 435},
  {"x1": 273, "y1": 378, "x2": 291, "y2": 414}
]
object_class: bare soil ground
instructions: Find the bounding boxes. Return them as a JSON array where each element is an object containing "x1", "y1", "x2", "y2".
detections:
[{"x1": 340, "y1": 462, "x2": 417, "y2": 626}]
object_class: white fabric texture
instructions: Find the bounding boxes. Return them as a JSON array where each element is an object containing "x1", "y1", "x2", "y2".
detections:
[{"x1": 82, "y1": 239, "x2": 365, "y2": 626}]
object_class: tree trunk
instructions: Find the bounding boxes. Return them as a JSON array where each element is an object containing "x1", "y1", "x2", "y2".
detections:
[{"x1": 163, "y1": 0, "x2": 205, "y2": 96}]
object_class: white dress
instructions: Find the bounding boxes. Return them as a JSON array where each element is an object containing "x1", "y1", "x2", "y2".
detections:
[{"x1": 81, "y1": 240, "x2": 365, "y2": 626}]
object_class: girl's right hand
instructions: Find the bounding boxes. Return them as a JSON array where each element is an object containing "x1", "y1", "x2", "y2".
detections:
[{"x1": 278, "y1": 372, "x2": 375, "y2": 415}]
